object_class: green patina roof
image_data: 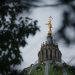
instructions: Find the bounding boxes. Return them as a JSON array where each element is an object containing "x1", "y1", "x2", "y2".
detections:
[{"x1": 23, "y1": 63, "x2": 74, "y2": 75}]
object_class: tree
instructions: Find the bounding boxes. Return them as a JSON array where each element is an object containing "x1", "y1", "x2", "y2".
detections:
[
  {"x1": 0, "y1": 0, "x2": 39, "y2": 75},
  {"x1": 56, "y1": 0, "x2": 75, "y2": 46}
]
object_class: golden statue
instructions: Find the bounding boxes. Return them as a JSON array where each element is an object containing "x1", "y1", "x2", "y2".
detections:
[{"x1": 46, "y1": 16, "x2": 53, "y2": 34}]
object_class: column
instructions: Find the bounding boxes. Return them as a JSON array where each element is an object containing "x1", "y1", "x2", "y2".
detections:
[
  {"x1": 44, "y1": 61, "x2": 50, "y2": 75},
  {"x1": 63, "y1": 68, "x2": 67, "y2": 75}
]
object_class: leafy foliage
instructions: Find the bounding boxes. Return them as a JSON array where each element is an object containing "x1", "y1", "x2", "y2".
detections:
[
  {"x1": 0, "y1": 0, "x2": 39, "y2": 75},
  {"x1": 58, "y1": 0, "x2": 74, "y2": 4},
  {"x1": 57, "y1": 0, "x2": 75, "y2": 45}
]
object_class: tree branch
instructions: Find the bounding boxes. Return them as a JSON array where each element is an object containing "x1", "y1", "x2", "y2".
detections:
[{"x1": 22, "y1": 3, "x2": 63, "y2": 8}]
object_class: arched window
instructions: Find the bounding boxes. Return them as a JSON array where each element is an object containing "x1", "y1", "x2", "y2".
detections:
[
  {"x1": 46, "y1": 50, "x2": 48, "y2": 59},
  {"x1": 41, "y1": 50, "x2": 44, "y2": 60},
  {"x1": 58, "y1": 51, "x2": 60, "y2": 59},
  {"x1": 56, "y1": 51, "x2": 58, "y2": 61},
  {"x1": 55, "y1": 50, "x2": 56, "y2": 59},
  {"x1": 58, "y1": 51, "x2": 61, "y2": 61},
  {"x1": 50, "y1": 49, "x2": 52, "y2": 59}
]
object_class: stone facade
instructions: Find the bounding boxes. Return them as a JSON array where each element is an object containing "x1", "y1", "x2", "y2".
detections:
[{"x1": 38, "y1": 40, "x2": 62, "y2": 63}]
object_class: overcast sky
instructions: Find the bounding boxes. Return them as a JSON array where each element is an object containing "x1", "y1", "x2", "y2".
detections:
[{"x1": 18, "y1": 1, "x2": 75, "y2": 69}]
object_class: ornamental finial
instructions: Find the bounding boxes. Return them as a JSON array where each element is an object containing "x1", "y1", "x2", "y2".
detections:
[{"x1": 46, "y1": 16, "x2": 53, "y2": 34}]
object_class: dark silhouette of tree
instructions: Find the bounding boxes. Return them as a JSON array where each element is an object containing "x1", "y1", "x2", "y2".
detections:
[
  {"x1": 56, "y1": 0, "x2": 75, "y2": 46},
  {"x1": 0, "y1": 0, "x2": 39, "y2": 75}
]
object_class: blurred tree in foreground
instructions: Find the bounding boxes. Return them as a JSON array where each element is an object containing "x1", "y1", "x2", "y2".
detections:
[
  {"x1": 57, "y1": 0, "x2": 75, "y2": 46},
  {"x1": 0, "y1": 0, "x2": 39, "y2": 75}
]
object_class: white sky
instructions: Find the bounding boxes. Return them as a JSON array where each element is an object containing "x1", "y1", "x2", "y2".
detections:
[{"x1": 19, "y1": 4, "x2": 75, "y2": 69}]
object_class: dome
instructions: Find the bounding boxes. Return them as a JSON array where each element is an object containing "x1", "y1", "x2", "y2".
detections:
[{"x1": 38, "y1": 38, "x2": 62, "y2": 63}]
